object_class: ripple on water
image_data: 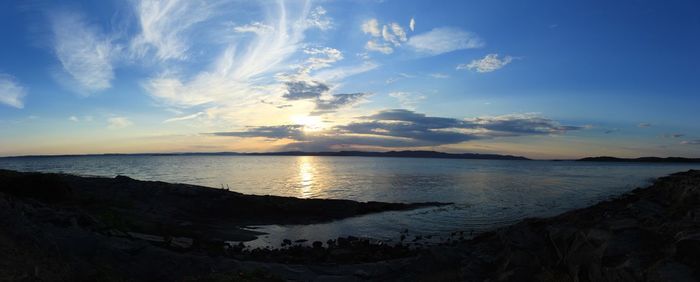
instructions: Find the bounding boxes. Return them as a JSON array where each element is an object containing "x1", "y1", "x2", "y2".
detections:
[{"x1": 0, "y1": 156, "x2": 697, "y2": 247}]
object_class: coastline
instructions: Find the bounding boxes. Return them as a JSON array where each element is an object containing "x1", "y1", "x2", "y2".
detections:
[
  {"x1": 0, "y1": 169, "x2": 447, "y2": 241},
  {"x1": 1, "y1": 169, "x2": 699, "y2": 281}
]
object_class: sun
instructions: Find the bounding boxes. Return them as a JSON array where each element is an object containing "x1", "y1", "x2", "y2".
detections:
[{"x1": 291, "y1": 115, "x2": 325, "y2": 132}]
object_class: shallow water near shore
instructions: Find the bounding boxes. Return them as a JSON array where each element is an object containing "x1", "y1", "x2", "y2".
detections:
[{"x1": 1, "y1": 155, "x2": 698, "y2": 247}]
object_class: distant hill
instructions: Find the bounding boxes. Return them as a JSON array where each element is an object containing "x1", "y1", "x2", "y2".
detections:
[
  {"x1": 577, "y1": 156, "x2": 700, "y2": 163},
  {"x1": 245, "y1": 150, "x2": 530, "y2": 160},
  {"x1": 3, "y1": 150, "x2": 530, "y2": 161}
]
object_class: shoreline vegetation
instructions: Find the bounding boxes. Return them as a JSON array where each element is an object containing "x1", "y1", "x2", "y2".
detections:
[
  {"x1": 3, "y1": 150, "x2": 700, "y2": 163},
  {"x1": 1, "y1": 169, "x2": 700, "y2": 280}
]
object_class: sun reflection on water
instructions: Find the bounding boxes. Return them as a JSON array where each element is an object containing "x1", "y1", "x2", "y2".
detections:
[{"x1": 298, "y1": 156, "x2": 316, "y2": 198}]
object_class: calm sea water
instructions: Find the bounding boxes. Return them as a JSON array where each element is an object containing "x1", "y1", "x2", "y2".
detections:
[{"x1": 1, "y1": 155, "x2": 697, "y2": 247}]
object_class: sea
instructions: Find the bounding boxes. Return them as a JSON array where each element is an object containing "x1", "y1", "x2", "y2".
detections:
[{"x1": 1, "y1": 155, "x2": 697, "y2": 247}]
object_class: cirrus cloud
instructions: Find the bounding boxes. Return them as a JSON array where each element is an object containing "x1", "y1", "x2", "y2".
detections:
[
  {"x1": 130, "y1": 0, "x2": 213, "y2": 61},
  {"x1": 0, "y1": 74, "x2": 27, "y2": 109},
  {"x1": 107, "y1": 117, "x2": 133, "y2": 129},
  {"x1": 681, "y1": 140, "x2": 700, "y2": 145},
  {"x1": 50, "y1": 11, "x2": 117, "y2": 94},
  {"x1": 143, "y1": 1, "x2": 325, "y2": 112},
  {"x1": 408, "y1": 27, "x2": 484, "y2": 55}
]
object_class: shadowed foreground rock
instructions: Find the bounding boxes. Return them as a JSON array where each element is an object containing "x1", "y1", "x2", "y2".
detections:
[
  {"x1": 0, "y1": 169, "x2": 446, "y2": 242},
  {"x1": 442, "y1": 169, "x2": 700, "y2": 281},
  {"x1": 1, "y1": 169, "x2": 700, "y2": 281}
]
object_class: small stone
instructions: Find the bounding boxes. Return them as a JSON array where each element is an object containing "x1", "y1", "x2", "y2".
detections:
[
  {"x1": 353, "y1": 270, "x2": 370, "y2": 278},
  {"x1": 127, "y1": 232, "x2": 165, "y2": 243},
  {"x1": 170, "y1": 237, "x2": 193, "y2": 249}
]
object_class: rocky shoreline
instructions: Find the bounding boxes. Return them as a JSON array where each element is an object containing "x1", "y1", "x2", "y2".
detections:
[{"x1": 1, "y1": 169, "x2": 700, "y2": 281}]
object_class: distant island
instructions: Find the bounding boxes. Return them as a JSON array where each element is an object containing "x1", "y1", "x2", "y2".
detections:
[
  {"x1": 3, "y1": 150, "x2": 531, "y2": 161},
  {"x1": 577, "y1": 156, "x2": 700, "y2": 163}
]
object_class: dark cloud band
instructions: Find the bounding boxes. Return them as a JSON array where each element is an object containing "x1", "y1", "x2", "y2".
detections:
[{"x1": 209, "y1": 109, "x2": 583, "y2": 150}]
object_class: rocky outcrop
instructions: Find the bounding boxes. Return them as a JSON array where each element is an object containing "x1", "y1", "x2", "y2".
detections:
[
  {"x1": 386, "y1": 169, "x2": 700, "y2": 281},
  {"x1": 0, "y1": 169, "x2": 447, "y2": 243}
]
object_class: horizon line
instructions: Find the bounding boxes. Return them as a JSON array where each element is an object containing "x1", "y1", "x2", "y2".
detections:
[{"x1": 2, "y1": 150, "x2": 700, "y2": 162}]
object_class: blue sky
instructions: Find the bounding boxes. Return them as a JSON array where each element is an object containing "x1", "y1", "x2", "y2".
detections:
[{"x1": 0, "y1": 0, "x2": 698, "y2": 158}]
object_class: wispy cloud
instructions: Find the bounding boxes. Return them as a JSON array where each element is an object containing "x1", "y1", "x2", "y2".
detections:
[
  {"x1": 361, "y1": 18, "x2": 381, "y2": 37},
  {"x1": 233, "y1": 22, "x2": 274, "y2": 34},
  {"x1": 681, "y1": 140, "x2": 700, "y2": 145},
  {"x1": 389, "y1": 92, "x2": 425, "y2": 109},
  {"x1": 301, "y1": 47, "x2": 343, "y2": 73},
  {"x1": 130, "y1": 0, "x2": 212, "y2": 61},
  {"x1": 429, "y1": 73, "x2": 449, "y2": 79},
  {"x1": 144, "y1": 1, "x2": 320, "y2": 111},
  {"x1": 365, "y1": 40, "x2": 394, "y2": 54},
  {"x1": 313, "y1": 61, "x2": 379, "y2": 82},
  {"x1": 385, "y1": 73, "x2": 414, "y2": 84},
  {"x1": 457, "y1": 54, "x2": 513, "y2": 73},
  {"x1": 305, "y1": 6, "x2": 332, "y2": 30},
  {"x1": 385, "y1": 23, "x2": 407, "y2": 45},
  {"x1": 638, "y1": 123, "x2": 652, "y2": 128},
  {"x1": 164, "y1": 112, "x2": 206, "y2": 123},
  {"x1": 68, "y1": 115, "x2": 94, "y2": 122},
  {"x1": 408, "y1": 27, "x2": 484, "y2": 55},
  {"x1": 0, "y1": 74, "x2": 27, "y2": 108},
  {"x1": 108, "y1": 117, "x2": 133, "y2": 129},
  {"x1": 361, "y1": 18, "x2": 408, "y2": 54},
  {"x1": 409, "y1": 17, "x2": 415, "y2": 32},
  {"x1": 50, "y1": 11, "x2": 117, "y2": 94}
]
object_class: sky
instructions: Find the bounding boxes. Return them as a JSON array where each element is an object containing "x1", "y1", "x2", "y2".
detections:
[{"x1": 0, "y1": 0, "x2": 699, "y2": 159}]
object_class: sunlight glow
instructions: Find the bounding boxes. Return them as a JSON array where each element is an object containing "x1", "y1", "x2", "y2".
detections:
[{"x1": 291, "y1": 115, "x2": 325, "y2": 132}]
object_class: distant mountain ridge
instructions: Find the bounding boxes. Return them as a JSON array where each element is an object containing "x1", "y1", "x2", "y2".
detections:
[
  {"x1": 577, "y1": 156, "x2": 700, "y2": 163},
  {"x1": 3, "y1": 150, "x2": 530, "y2": 161},
  {"x1": 7, "y1": 152, "x2": 700, "y2": 163},
  {"x1": 246, "y1": 150, "x2": 530, "y2": 160}
]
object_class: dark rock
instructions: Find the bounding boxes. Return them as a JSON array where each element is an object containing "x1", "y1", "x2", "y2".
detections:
[{"x1": 3, "y1": 169, "x2": 700, "y2": 281}]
